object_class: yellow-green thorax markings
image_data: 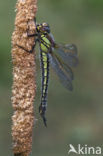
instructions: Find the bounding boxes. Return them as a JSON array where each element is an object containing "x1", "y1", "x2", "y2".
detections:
[{"x1": 40, "y1": 34, "x2": 51, "y2": 52}]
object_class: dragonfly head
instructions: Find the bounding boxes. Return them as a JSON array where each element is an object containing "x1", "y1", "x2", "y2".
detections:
[{"x1": 36, "y1": 22, "x2": 50, "y2": 34}]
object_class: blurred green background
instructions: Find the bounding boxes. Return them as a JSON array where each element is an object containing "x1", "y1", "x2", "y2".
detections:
[{"x1": 0, "y1": 0, "x2": 103, "y2": 155}]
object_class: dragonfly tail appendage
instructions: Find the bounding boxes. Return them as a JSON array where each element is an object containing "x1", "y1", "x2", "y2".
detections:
[{"x1": 39, "y1": 104, "x2": 47, "y2": 127}]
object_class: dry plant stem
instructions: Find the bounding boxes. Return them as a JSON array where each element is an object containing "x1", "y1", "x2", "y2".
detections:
[{"x1": 11, "y1": 0, "x2": 37, "y2": 156}]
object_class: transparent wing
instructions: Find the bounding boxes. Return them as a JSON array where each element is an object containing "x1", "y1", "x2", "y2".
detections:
[
  {"x1": 54, "y1": 43, "x2": 78, "y2": 67},
  {"x1": 49, "y1": 53, "x2": 73, "y2": 91}
]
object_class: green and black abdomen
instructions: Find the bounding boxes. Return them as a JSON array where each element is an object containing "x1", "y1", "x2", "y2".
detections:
[{"x1": 39, "y1": 35, "x2": 51, "y2": 126}]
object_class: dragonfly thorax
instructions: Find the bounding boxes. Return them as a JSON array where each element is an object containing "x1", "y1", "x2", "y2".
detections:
[{"x1": 40, "y1": 35, "x2": 51, "y2": 52}]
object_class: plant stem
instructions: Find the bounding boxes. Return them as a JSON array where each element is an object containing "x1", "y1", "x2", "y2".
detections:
[{"x1": 11, "y1": 0, "x2": 37, "y2": 155}]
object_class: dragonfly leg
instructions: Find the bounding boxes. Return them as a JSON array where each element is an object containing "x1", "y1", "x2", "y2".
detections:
[
  {"x1": 15, "y1": 20, "x2": 38, "y2": 53},
  {"x1": 14, "y1": 153, "x2": 22, "y2": 156},
  {"x1": 27, "y1": 30, "x2": 38, "y2": 37},
  {"x1": 16, "y1": 39, "x2": 38, "y2": 53},
  {"x1": 26, "y1": 18, "x2": 37, "y2": 37},
  {"x1": 34, "y1": 17, "x2": 36, "y2": 23}
]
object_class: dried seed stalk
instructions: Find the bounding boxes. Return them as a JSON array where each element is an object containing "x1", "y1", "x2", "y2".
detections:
[{"x1": 11, "y1": 0, "x2": 37, "y2": 155}]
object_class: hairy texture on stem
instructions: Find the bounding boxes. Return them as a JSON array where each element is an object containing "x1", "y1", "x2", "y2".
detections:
[{"x1": 11, "y1": 0, "x2": 37, "y2": 155}]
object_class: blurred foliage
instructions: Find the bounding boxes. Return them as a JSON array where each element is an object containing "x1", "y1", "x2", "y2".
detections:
[{"x1": 0, "y1": 0, "x2": 103, "y2": 155}]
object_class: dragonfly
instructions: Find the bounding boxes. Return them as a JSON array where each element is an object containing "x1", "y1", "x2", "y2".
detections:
[{"x1": 16, "y1": 20, "x2": 78, "y2": 127}]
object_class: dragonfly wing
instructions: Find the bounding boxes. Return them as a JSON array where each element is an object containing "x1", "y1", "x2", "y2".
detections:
[
  {"x1": 49, "y1": 53, "x2": 73, "y2": 91},
  {"x1": 52, "y1": 53, "x2": 74, "y2": 81},
  {"x1": 54, "y1": 44, "x2": 78, "y2": 67}
]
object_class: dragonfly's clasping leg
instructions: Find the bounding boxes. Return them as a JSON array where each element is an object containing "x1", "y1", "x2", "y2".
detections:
[{"x1": 16, "y1": 38, "x2": 39, "y2": 53}]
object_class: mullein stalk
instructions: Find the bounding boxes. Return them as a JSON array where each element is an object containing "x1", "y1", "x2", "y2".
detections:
[{"x1": 11, "y1": 0, "x2": 37, "y2": 155}]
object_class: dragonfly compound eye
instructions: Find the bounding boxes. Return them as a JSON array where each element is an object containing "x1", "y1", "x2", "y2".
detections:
[
  {"x1": 42, "y1": 23, "x2": 50, "y2": 33},
  {"x1": 44, "y1": 26, "x2": 50, "y2": 33},
  {"x1": 42, "y1": 22, "x2": 48, "y2": 27}
]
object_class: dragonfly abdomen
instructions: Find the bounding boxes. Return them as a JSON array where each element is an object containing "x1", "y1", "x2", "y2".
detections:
[{"x1": 39, "y1": 50, "x2": 49, "y2": 126}]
